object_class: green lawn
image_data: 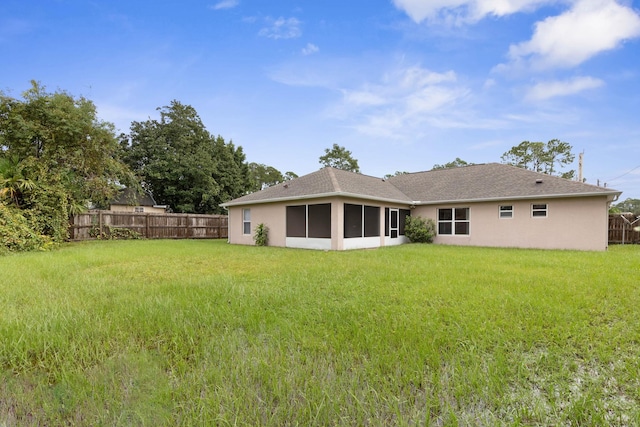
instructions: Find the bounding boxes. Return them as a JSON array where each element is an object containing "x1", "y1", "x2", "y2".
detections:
[{"x1": 1, "y1": 240, "x2": 639, "y2": 426}]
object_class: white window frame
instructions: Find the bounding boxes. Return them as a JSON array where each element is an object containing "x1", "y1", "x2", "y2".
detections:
[
  {"x1": 531, "y1": 203, "x2": 548, "y2": 218},
  {"x1": 242, "y1": 208, "x2": 251, "y2": 235},
  {"x1": 134, "y1": 206, "x2": 144, "y2": 213},
  {"x1": 499, "y1": 205, "x2": 513, "y2": 219},
  {"x1": 438, "y1": 207, "x2": 470, "y2": 235}
]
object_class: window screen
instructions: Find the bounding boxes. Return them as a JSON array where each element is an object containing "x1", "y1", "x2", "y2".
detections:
[
  {"x1": 308, "y1": 204, "x2": 331, "y2": 238},
  {"x1": 344, "y1": 204, "x2": 363, "y2": 238},
  {"x1": 286, "y1": 205, "x2": 306, "y2": 237},
  {"x1": 364, "y1": 206, "x2": 380, "y2": 237}
]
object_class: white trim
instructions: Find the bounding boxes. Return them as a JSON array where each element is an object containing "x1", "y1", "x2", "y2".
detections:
[
  {"x1": 499, "y1": 205, "x2": 513, "y2": 219},
  {"x1": 343, "y1": 236, "x2": 380, "y2": 250},
  {"x1": 286, "y1": 237, "x2": 331, "y2": 250}
]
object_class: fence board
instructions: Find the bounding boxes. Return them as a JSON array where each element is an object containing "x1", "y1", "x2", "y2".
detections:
[
  {"x1": 70, "y1": 211, "x2": 228, "y2": 241},
  {"x1": 608, "y1": 214, "x2": 640, "y2": 245}
]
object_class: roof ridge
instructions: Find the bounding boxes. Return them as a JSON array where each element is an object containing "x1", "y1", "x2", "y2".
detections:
[{"x1": 327, "y1": 167, "x2": 342, "y2": 192}]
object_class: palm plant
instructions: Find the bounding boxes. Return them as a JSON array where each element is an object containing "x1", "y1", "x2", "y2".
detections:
[{"x1": 0, "y1": 156, "x2": 36, "y2": 207}]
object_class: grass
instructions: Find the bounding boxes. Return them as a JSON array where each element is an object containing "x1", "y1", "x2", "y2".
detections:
[{"x1": 0, "y1": 240, "x2": 639, "y2": 426}]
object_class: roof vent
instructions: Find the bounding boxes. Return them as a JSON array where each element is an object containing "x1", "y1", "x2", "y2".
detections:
[
  {"x1": 535, "y1": 179, "x2": 543, "y2": 184},
  {"x1": 283, "y1": 183, "x2": 289, "y2": 189}
]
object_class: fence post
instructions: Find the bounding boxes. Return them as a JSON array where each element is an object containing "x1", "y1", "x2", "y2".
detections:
[
  {"x1": 99, "y1": 210, "x2": 103, "y2": 237},
  {"x1": 145, "y1": 213, "x2": 150, "y2": 238}
]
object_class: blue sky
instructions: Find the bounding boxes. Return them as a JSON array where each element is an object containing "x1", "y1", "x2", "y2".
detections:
[{"x1": 2, "y1": 0, "x2": 640, "y2": 200}]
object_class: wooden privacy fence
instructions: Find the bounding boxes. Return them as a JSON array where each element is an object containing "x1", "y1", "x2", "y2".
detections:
[
  {"x1": 609, "y1": 214, "x2": 640, "y2": 245},
  {"x1": 70, "y1": 211, "x2": 228, "y2": 241}
]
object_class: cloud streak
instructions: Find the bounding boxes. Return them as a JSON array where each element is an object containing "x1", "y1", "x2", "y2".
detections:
[
  {"x1": 210, "y1": 0, "x2": 239, "y2": 10},
  {"x1": 391, "y1": 0, "x2": 553, "y2": 24},
  {"x1": 525, "y1": 76, "x2": 604, "y2": 101},
  {"x1": 259, "y1": 17, "x2": 302, "y2": 39}
]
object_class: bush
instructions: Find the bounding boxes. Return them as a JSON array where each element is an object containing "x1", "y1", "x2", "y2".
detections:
[
  {"x1": 254, "y1": 223, "x2": 268, "y2": 246},
  {"x1": 404, "y1": 215, "x2": 436, "y2": 243},
  {"x1": 89, "y1": 225, "x2": 141, "y2": 240},
  {"x1": 0, "y1": 203, "x2": 50, "y2": 255}
]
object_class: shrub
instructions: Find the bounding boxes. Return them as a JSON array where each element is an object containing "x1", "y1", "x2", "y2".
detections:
[
  {"x1": 0, "y1": 203, "x2": 50, "y2": 255},
  {"x1": 404, "y1": 215, "x2": 436, "y2": 243},
  {"x1": 89, "y1": 225, "x2": 141, "y2": 240},
  {"x1": 254, "y1": 223, "x2": 269, "y2": 246}
]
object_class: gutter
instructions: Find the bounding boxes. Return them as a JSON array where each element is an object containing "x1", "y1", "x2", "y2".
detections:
[
  {"x1": 220, "y1": 191, "x2": 413, "y2": 208},
  {"x1": 221, "y1": 189, "x2": 622, "y2": 209}
]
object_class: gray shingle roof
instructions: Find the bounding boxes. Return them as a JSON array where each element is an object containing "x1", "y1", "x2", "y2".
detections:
[
  {"x1": 111, "y1": 188, "x2": 157, "y2": 206},
  {"x1": 221, "y1": 167, "x2": 411, "y2": 206},
  {"x1": 221, "y1": 163, "x2": 620, "y2": 207},
  {"x1": 388, "y1": 163, "x2": 619, "y2": 204}
]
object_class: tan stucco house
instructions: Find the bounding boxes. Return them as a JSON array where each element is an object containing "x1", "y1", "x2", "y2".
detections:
[
  {"x1": 220, "y1": 163, "x2": 621, "y2": 251},
  {"x1": 109, "y1": 188, "x2": 168, "y2": 214}
]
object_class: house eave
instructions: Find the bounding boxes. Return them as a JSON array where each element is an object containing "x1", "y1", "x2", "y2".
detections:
[
  {"x1": 220, "y1": 192, "x2": 412, "y2": 208},
  {"x1": 412, "y1": 190, "x2": 622, "y2": 206}
]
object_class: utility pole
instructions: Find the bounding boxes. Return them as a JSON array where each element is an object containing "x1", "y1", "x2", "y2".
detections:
[{"x1": 578, "y1": 151, "x2": 584, "y2": 182}]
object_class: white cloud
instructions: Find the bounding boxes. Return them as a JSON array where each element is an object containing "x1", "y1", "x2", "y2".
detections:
[
  {"x1": 337, "y1": 66, "x2": 470, "y2": 137},
  {"x1": 525, "y1": 76, "x2": 604, "y2": 101},
  {"x1": 210, "y1": 0, "x2": 239, "y2": 10},
  {"x1": 259, "y1": 17, "x2": 302, "y2": 39},
  {"x1": 302, "y1": 43, "x2": 319, "y2": 55},
  {"x1": 508, "y1": 0, "x2": 640, "y2": 69},
  {"x1": 391, "y1": 0, "x2": 552, "y2": 24}
]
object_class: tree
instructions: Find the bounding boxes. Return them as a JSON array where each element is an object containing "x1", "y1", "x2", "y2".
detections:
[
  {"x1": 121, "y1": 101, "x2": 251, "y2": 214},
  {"x1": 432, "y1": 158, "x2": 473, "y2": 170},
  {"x1": 384, "y1": 171, "x2": 408, "y2": 179},
  {"x1": 501, "y1": 139, "x2": 575, "y2": 179},
  {"x1": 248, "y1": 163, "x2": 284, "y2": 192},
  {"x1": 613, "y1": 198, "x2": 640, "y2": 215},
  {"x1": 283, "y1": 171, "x2": 298, "y2": 181},
  {"x1": 0, "y1": 81, "x2": 135, "y2": 243},
  {"x1": 319, "y1": 144, "x2": 360, "y2": 173}
]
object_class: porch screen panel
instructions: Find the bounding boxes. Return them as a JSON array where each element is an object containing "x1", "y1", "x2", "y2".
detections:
[
  {"x1": 399, "y1": 209, "x2": 410, "y2": 235},
  {"x1": 384, "y1": 208, "x2": 390, "y2": 237},
  {"x1": 344, "y1": 204, "x2": 363, "y2": 238},
  {"x1": 308, "y1": 203, "x2": 331, "y2": 238},
  {"x1": 286, "y1": 205, "x2": 306, "y2": 237},
  {"x1": 364, "y1": 206, "x2": 380, "y2": 237}
]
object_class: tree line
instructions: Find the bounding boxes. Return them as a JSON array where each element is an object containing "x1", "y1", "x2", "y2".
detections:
[
  {"x1": 1, "y1": 82, "x2": 631, "y2": 253},
  {"x1": 0, "y1": 82, "x2": 294, "y2": 252}
]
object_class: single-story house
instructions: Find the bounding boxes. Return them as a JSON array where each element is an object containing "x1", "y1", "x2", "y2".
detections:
[
  {"x1": 220, "y1": 163, "x2": 621, "y2": 251},
  {"x1": 109, "y1": 188, "x2": 168, "y2": 214}
]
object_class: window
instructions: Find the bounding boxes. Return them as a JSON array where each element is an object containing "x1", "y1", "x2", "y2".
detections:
[
  {"x1": 308, "y1": 204, "x2": 331, "y2": 238},
  {"x1": 532, "y1": 203, "x2": 547, "y2": 218},
  {"x1": 344, "y1": 204, "x2": 380, "y2": 238},
  {"x1": 286, "y1": 205, "x2": 306, "y2": 237},
  {"x1": 242, "y1": 208, "x2": 251, "y2": 235},
  {"x1": 134, "y1": 206, "x2": 144, "y2": 213},
  {"x1": 499, "y1": 205, "x2": 513, "y2": 218},
  {"x1": 438, "y1": 208, "x2": 469, "y2": 235},
  {"x1": 344, "y1": 204, "x2": 364, "y2": 238},
  {"x1": 286, "y1": 204, "x2": 331, "y2": 238},
  {"x1": 364, "y1": 206, "x2": 380, "y2": 237}
]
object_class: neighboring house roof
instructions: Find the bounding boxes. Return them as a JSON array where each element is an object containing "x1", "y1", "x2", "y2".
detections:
[
  {"x1": 111, "y1": 188, "x2": 158, "y2": 207},
  {"x1": 221, "y1": 163, "x2": 621, "y2": 207}
]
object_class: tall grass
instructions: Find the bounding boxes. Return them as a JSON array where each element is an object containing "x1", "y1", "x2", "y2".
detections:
[{"x1": 1, "y1": 240, "x2": 639, "y2": 425}]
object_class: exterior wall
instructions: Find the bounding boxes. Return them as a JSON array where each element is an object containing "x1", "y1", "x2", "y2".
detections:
[
  {"x1": 226, "y1": 197, "x2": 411, "y2": 250},
  {"x1": 109, "y1": 204, "x2": 166, "y2": 214},
  {"x1": 413, "y1": 196, "x2": 610, "y2": 251},
  {"x1": 227, "y1": 202, "x2": 288, "y2": 247}
]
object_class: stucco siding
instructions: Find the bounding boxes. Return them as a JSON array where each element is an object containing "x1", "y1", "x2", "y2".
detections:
[
  {"x1": 109, "y1": 205, "x2": 166, "y2": 214},
  {"x1": 413, "y1": 196, "x2": 610, "y2": 250}
]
